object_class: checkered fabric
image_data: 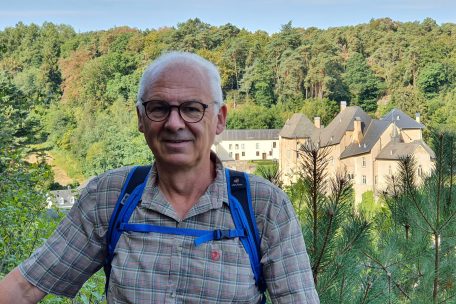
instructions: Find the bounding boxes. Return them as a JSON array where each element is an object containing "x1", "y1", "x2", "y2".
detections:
[{"x1": 20, "y1": 155, "x2": 319, "y2": 303}]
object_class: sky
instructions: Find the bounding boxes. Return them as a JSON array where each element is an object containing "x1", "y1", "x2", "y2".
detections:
[{"x1": 0, "y1": 0, "x2": 455, "y2": 34}]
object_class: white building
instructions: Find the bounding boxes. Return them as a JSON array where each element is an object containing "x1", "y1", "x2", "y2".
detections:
[{"x1": 212, "y1": 129, "x2": 280, "y2": 161}]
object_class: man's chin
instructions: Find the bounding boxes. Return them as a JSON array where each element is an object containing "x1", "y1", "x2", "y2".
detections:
[{"x1": 156, "y1": 155, "x2": 195, "y2": 168}]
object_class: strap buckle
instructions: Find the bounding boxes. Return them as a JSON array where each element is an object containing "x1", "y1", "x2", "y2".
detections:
[{"x1": 214, "y1": 229, "x2": 231, "y2": 240}]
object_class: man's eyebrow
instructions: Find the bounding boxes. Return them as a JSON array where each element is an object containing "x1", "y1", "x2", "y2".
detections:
[{"x1": 141, "y1": 99, "x2": 203, "y2": 103}]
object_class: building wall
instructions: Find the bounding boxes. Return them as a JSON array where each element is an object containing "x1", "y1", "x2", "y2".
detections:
[
  {"x1": 279, "y1": 137, "x2": 307, "y2": 185},
  {"x1": 375, "y1": 160, "x2": 400, "y2": 192},
  {"x1": 414, "y1": 145, "x2": 435, "y2": 181},
  {"x1": 401, "y1": 129, "x2": 422, "y2": 142},
  {"x1": 212, "y1": 139, "x2": 279, "y2": 162},
  {"x1": 352, "y1": 154, "x2": 374, "y2": 204}
]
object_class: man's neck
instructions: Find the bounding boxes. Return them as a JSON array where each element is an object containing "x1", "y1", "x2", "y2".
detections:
[{"x1": 155, "y1": 159, "x2": 216, "y2": 220}]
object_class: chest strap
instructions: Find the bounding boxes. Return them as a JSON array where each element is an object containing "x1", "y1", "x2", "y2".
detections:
[{"x1": 119, "y1": 223, "x2": 246, "y2": 246}]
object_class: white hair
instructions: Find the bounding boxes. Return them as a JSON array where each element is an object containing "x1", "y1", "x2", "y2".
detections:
[{"x1": 136, "y1": 51, "x2": 224, "y2": 114}]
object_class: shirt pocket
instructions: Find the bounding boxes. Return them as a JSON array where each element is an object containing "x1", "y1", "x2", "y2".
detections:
[{"x1": 185, "y1": 238, "x2": 259, "y2": 302}]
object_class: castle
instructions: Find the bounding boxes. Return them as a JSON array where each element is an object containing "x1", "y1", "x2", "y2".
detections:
[{"x1": 214, "y1": 102, "x2": 435, "y2": 203}]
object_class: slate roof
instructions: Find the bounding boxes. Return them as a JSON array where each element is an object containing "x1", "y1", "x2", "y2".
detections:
[
  {"x1": 215, "y1": 129, "x2": 280, "y2": 143},
  {"x1": 318, "y1": 106, "x2": 372, "y2": 146},
  {"x1": 376, "y1": 140, "x2": 436, "y2": 160},
  {"x1": 340, "y1": 119, "x2": 390, "y2": 159},
  {"x1": 279, "y1": 113, "x2": 315, "y2": 138},
  {"x1": 381, "y1": 108, "x2": 424, "y2": 129}
]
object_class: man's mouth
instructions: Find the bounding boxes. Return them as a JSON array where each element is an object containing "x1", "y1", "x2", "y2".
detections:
[{"x1": 165, "y1": 139, "x2": 190, "y2": 143}]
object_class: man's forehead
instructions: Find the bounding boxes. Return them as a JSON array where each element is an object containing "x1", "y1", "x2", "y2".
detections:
[
  {"x1": 152, "y1": 61, "x2": 205, "y2": 80},
  {"x1": 141, "y1": 62, "x2": 212, "y2": 100}
]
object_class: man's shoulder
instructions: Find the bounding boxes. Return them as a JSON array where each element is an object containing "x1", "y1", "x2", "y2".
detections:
[{"x1": 82, "y1": 166, "x2": 139, "y2": 194}]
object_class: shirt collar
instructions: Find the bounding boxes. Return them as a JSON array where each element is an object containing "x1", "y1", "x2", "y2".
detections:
[{"x1": 139, "y1": 152, "x2": 230, "y2": 220}]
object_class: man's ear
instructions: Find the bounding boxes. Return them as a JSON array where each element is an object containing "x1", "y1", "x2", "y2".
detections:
[
  {"x1": 136, "y1": 106, "x2": 144, "y2": 133},
  {"x1": 215, "y1": 104, "x2": 227, "y2": 135}
]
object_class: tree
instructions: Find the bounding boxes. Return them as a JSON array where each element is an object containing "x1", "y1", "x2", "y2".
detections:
[
  {"x1": 417, "y1": 62, "x2": 449, "y2": 96},
  {"x1": 378, "y1": 133, "x2": 456, "y2": 303},
  {"x1": 226, "y1": 103, "x2": 284, "y2": 129},
  {"x1": 344, "y1": 52, "x2": 384, "y2": 112},
  {"x1": 288, "y1": 141, "x2": 371, "y2": 302}
]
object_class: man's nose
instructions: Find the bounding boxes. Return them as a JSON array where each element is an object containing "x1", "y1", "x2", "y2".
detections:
[{"x1": 164, "y1": 107, "x2": 185, "y2": 130}]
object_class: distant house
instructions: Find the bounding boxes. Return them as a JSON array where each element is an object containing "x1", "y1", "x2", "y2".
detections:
[
  {"x1": 212, "y1": 129, "x2": 280, "y2": 161},
  {"x1": 279, "y1": 101, "x2": 435, "y2": 203},
  {"x1": 47, "y1": 188, "x2": 77, "y2": 209}
]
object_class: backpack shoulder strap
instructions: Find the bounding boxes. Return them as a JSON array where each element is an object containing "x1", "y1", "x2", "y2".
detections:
[
  {"x1": 225, "y1": 169, "x2": 266, "y2": 300},
  {"x1": 104, "y1": 165, "x2": 151, "y2": 291},
  {"x1": 226, "y1": 169, "x2": 261, "y2": 251}
]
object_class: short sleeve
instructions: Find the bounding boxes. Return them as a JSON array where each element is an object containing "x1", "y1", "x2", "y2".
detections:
[{"x1": 19, "y1": 176, "x2": 108, "y2": 298}]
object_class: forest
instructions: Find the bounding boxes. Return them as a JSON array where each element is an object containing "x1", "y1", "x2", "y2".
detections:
[{"x1": 2, "y1": 17, "x2": 456, "y2": 303}]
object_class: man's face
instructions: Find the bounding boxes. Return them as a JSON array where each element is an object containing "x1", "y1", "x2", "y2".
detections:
[{"x1": 137, "y1": 62, "x2": 227, "y2": 170}]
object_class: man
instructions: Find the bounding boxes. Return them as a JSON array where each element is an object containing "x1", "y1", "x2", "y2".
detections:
[{"x1": 0, "y1": 52, "x2": 319, "y2": 303}]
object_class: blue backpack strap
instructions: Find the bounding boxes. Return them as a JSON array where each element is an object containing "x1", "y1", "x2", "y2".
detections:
[
  {"x1": 104, "y1": 165, "x2": 151, "y2": 293},
  {"x1": 119, "y1": 223, "x2": 245, "y2": 246},
  {"x1": 225, "y1": 169, "x2": 266, "y2": 302}
]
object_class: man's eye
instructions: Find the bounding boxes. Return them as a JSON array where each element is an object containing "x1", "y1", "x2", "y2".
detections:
[
  {"x1": 182, "y1": 106, "x2": 201, "y2": 113},
  {"x1": 148, "y1": 105, "x2": 168, "y2": 113}
]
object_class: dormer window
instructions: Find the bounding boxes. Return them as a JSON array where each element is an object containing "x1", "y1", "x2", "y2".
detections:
[{"x1": 396, "y1": 115, "x2": 400, "y2": 120}]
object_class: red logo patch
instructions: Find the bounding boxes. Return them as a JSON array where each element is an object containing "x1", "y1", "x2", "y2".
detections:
[{"x1": 211, "y1": 250, "x2": 220, "y2": 261}]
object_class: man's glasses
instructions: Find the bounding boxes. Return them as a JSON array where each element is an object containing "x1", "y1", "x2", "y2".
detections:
[{"x1": 141, "y1": 100, "x2": 209, "y2": 123}]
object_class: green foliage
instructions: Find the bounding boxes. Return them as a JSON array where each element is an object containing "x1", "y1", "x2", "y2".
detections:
[
  {"x1": 226, "y1": 102, "x2": 284, "y2": 129},
  {"x1": 344, "y1": 52, "x2": 384, "y2": 113},
  {"x1": 358, "y1": 191, "x2": 383, "y2": 220},
  {"x1": 373, "y1": 133, "x2": 456, "y2": 302},
  {"x1": 299, "y1": 98, "x2": 339, "y2": 126},
  {"x1": 2, "y1": 19, "x2": 456, "y2": 177},
  {"x1": 0, "y1": 153, "x2": 59, "y2": 275},
  {"x1": 253, "y1": 161, "x2": 282, "y2": 188},
  {"x1": 417, "y1": 62, "x2": 449, "y2": 96}
]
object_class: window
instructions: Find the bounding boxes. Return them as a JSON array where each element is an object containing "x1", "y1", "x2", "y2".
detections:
[
  {"x1": 256, "y1": 151, "x2": 260, "y2": 156},
  {"x1": 229, "y1": 152, "x2": 232, "y2": 158},
  {"x1": 229, "y1": 144, "x2": 232, "y2": 150},
  {"x1": 235, "y1": 144, "x2": 239, "y2": 150},
  {"x1": 362, "y1": 175, "x2": 367, "y2": 184},
  {"x1": 242, "y1": 152, "x2": 245, "y2": 156},
  {"x1": 418, "y1": 165, "x2": 423, "y2": 176},
  {"x1": 362, "y1": 157, "x2": 366, "y2": 168},
  {"x1": 269, "y1": 150, "x2": 272, "y2": 156},
  {"x1": 241, "y1": 144, "x2": 245, "y2": 149},
  {"x1": 273, "y1": 142, "x2": 277, "y2": 148},
  {"x1": 256, "y1": 143, "x2": 260, "y2": 149}
]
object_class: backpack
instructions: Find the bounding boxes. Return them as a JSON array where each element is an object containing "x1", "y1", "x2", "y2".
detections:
[{"x1": 103, "y1": 166, "x2": 266, "y2": 303}]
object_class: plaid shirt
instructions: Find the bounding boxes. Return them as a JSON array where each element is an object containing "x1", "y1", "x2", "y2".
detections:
[{"x1": 20, "y1": 155, "x2": 319, "y2": 303}]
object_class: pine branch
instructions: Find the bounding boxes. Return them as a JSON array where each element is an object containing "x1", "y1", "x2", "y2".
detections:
[{"x1": 363, "y1": 251, "x2": 411, "y2": 300}]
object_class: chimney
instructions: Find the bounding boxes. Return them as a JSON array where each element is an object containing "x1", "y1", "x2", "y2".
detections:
[
  {"x1": 340, "y1": 101, "x2": 347, "y2": 112},
  {"x1": 314, "y1": 116, "x2": 321, "y2": 128},
  {"x1": 352, "y1": 117, "x2": 364, "y2": 144},
  {"x1": 416, "y1": 112, "x2": 421, "y2": 124}
]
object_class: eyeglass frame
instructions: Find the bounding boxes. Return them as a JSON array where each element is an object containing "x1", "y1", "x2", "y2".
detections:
[{"x1": 140, "y1": 99, "x2": 210, "y2": 123}]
